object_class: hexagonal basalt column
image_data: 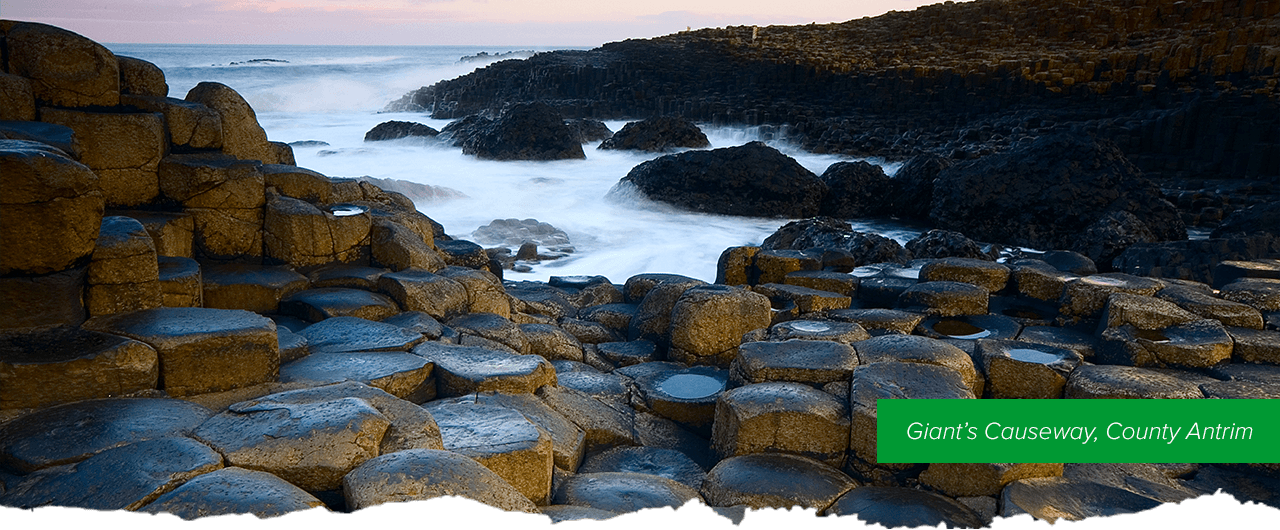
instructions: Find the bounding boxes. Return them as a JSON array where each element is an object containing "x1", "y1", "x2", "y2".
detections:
[
  {"x1": 194, "y1": 396, "x2": 389, "y2": 492},
  {"x1": 0, "y1": 140, "x2": 103, "y2": 277},
  {"x1": 0, "y1": 327, "x2": 158, "y2": 411},
  {"x1": 86, "y1": 216, "x2": 162, "y2": 316},
  {"x1": 84, "y1": 307, "x2": 280, "y2": 397},
  {"x1": 849, "y1": 362, "x2": 974, "y2": 467},
  {"x1": 4, "y1": 22, "x2": 120, "y2": 108},
  {"x1": 976, "y1": 340, "x2": 1082, "y2": 399},
  {"x1": 729, "y1": 339, "x2": 858, "y2": 387},
  {"x1": 413, "y1": 342, "x2": 555, "y2": 397},
  {"x1": 668, "y1": 285, "x2": 772, "y2": 367},
  {"x1": 39, "y1": 108, "x2": 165, "y2": 207},
  {"x1": 712, "y1": 381, "x2": 849, "y2": 467},
  {"x1": 424, "y1": 401, "x2": 553, "y2": 505}
]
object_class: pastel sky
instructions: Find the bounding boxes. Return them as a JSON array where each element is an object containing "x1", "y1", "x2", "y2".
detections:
[{"x1": 2, "y1": 0, "x2": 947, "y2": 46}]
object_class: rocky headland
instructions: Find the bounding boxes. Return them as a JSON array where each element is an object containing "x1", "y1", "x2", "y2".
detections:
[
  {"x1": 393, "y1": 0, "x2": 1280, "y2": 234},
  {"x1": 3, "y1": 7, "x2": 1280, "y2": 527}
]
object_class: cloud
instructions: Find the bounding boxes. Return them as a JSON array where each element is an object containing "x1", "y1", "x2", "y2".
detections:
[{"x1": 3, "y1": 0, "x2": 946, "y2": 45}]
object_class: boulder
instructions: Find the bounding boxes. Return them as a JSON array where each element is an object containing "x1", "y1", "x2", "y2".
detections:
[
  {"x1": 535, "y1": 385, "x2": 637, "y2": 453},
  {"x1": 929, "y1": 133, "x2": 1185, "y2": 252},
  {"x1": 849, "y1": 362, "x2": 974, "y2": 466},
  {"x1": 1111, "y1": 235, "x2": 1280, "y2": 288},
  {"x1": 730, "y1": 339, "x2": 859, "y2": 387},
  {"x1": 448, "y1": 312, "x2": 528, "y2": 353},
  {"x1": 438, "y1": 267, "x2": 510, "y2": 317},
  {"x1": 0, "y1": 267, "x2": 89, "y2": 331},
  {"x1": 460, "y1": 103, "x2": 584, "y2": 160},
  {"x1": 2, "y1": 21, "x2": 119, "y2": 107},
  {"x1": 577, "y1": 446, "x2": 707, "y2": 491},
  {"x1": 1212, "y1": 201, "x2": 1280, "y2": 238},
  {"x1": 368, "y1": 219, "x2": 441, "y2": 271},
  {"x1": 1072, "y1": 210, "x2": 1159, "y2": 267},
  {"x1": 438, "y1": 391, "x2": 585, "y2": 472},
  {"x1": 280, "y1": 287, "x2": 401, "y2": 322},
  {"x1": 818, "y1": 160, "x2": 893, "y2": 218},
  {"x1": 565, "y1": 118, "x2": 614, "y2": 143},
  {"x1": 423, "y1": 401, "x2": 553, "y2": 504},
  {"x1": 633, "y1": 365, "x2": 727, "y2": 431},
  {"x1": 201, "y1": 264, "x2": 308, "y2": 313},
  {"x1": 711, "y1": 381, "x2": 850, "y2": 467},
  {"x1": 762, "y1": 217, "x2": 911, "y2": 265},
  {"x1": 824, "y1": 308, "x2": 925, "y2": 335},
  {"x1": 977, "y1": 340, "x2": 1082, "y2": 399},
  {"x1": 897, "y1": 280, "x2": 989, "y2": 317},
  {"x1": 184, "y1": 82, "x2": 278, "y2": 163},
  {"x1": 0, "y1": 73, "x2": 36, "y2": 121},
  {"x1": 627, "y1": 276, "x2": 707, "y2": 345},
  {"x1": 244, "y1": 381, "x2": 443, "y2": 455},
  {"x1": 610, "y1": 141, "x2": 826, "y2": 218},
  {"x1": 364, "y1": 121, "x2": 439, "y2": 141},
  {"x1": 0, "y1": 140, "x2": 103, "y2": 276},
  {"x1": 281, "y1": 351, "x2": 434, "y2": 402},
  {"x1": 784, "y1": 270, "x2": 860, "y2": 296},
  {"x1": 297, "y1": 316, "x2": 424, "y2": 354},
  {"x1": 920, "y1": 462, "x2": 1065, "y2": 497},
  {"x1": 886, "y1": 153, "x2": 952, "y2": 221},
  {"x1": 116, "y1": 56, "x2": 167, "y2": 97},
  {"x1": 855, "y1": 334, "x2": 983, "y2": 396},
  {"x1": 919, "y1": 257, "x2": 1010, "y2": 292},
  {"x1": 597, "y1": 116, "x2": 709, "y2": 152},
  {"x1": 752, "y1": 283, "x2": 850, "y2": 313},
  {"x1": 905, "y1": 229, "x2": 991, "y2": 260},
  {"x1": 121, "y1": 211, "x2": 195, "y2": 259},
  {"x1": 413, "y1": 342, "x2": 555, "y2": 397},
  {"x1": 1064, "y1": 365, "x2": 1204, "y2": 399},
  {"x1": 0, "y1": 120, "x2": 80, "y2": 157},
  {"x1": 823, "y1": 486, "x2": 985, "y2": 528}
]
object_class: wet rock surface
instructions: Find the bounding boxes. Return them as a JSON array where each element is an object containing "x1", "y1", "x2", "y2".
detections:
[
  {"x1": 610, "y1": 141, "x2": 826, "y2": 218},
  {"x1": 598, "y1": 116, "x2": 710, "y2": 152}
]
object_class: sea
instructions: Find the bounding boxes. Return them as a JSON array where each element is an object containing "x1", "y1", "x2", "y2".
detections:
[{"x1": 104, "y1": 43, "x2": 922, "y2": 283}]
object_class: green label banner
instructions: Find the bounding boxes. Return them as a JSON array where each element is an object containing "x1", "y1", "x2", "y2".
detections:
[{"x1": 876, "y1": 399, "x2": 1280, "y2": 463}]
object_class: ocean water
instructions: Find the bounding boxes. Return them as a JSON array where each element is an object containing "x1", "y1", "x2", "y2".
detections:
[{"x1": 106, "y1": 43, "x2": 921, "y2": 283}]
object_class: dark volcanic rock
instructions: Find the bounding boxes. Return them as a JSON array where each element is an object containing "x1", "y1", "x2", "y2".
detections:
[
  {"x1": 930, "y1": 133, "x2": 1185, "y2": 252},
  {"x1": 566, "y1": 118, "x2": 613, "y2": 143},
  {"x1": 610, "y1": 141, "x2": 825, "y2": 218},
  {"x1": 439, "y1": 114, "x2": 491, "y2": 147},
  {"x1": 1112, "y1": 235, "x2": 1280, "y2": 286},
  {"x1": 905, "y1": 229, "x2": 992, "y2": 260},
  {"x1": 762, "y1": 217, "x2": 911, "y2": 265},
  {"x1": 887, "y1": 154, "x2": 952, "y2": 221},
  {"x1": 460, "y1": 103, "x2": 585, "y2": 161},
  {"x1": 819, "y1": 160, "x2": 893, "y2": 218},
  {"x1": 598, "y1": 116, "x2": 710, "y2": 152},
  {"x1": 364, "y1": 121, "x2": 439, "y2": 142},
  {"x1": 1072, "y1": 210, "x2": 1158, "y2": 268},
  {"x1": 1213, "y1": 202, "x2": 1280, "y2": 238}
]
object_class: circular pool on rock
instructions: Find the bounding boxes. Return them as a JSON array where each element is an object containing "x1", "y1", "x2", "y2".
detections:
[
  {"x1": 932, "y1": 319, "x2": 993, "y2": 339},
  {"x1": 1005, "y1": 348, "x2": 1064, "y2": 364},
  {"x1": 329, "y1": 203, "x2": 367, "y2": 217},
  {"x1": 919, "y1": 314, "x2": 1023, "y2": 342},
  {"x1": 787, "y1": 321, "x2": 832, "y2": 333},
  {"x1": 657, "y1": 373, "x2": 725, "y2": 400}
]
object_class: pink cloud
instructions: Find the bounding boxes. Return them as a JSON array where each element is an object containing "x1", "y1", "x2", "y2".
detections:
[{"x1": 3, "y1": 0, "x2": 950, "y2": 45}]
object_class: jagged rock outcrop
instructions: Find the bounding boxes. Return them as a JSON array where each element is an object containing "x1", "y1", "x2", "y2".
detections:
[
  {"x1": 455, "y1": 103, "x2": 585, "y2": 161},
  {"x1": 598, "y1": 116, "x2": 710, "y2": 152},
  {"x1": 609, "y1": 141, "x2": 825, "y2": 218},
  {"x1": 364, "y1": 121, "x2": 440, "y2": 142},
  {"x1": 388, "y1": 0, "x2": 1280, "y2": 184},
  {"x1": 819, "y1": 160, "x2": 894, "y2": 218},
  {"x1": 929, "y1": 133, "x2": 1185, "y2": 252}
]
